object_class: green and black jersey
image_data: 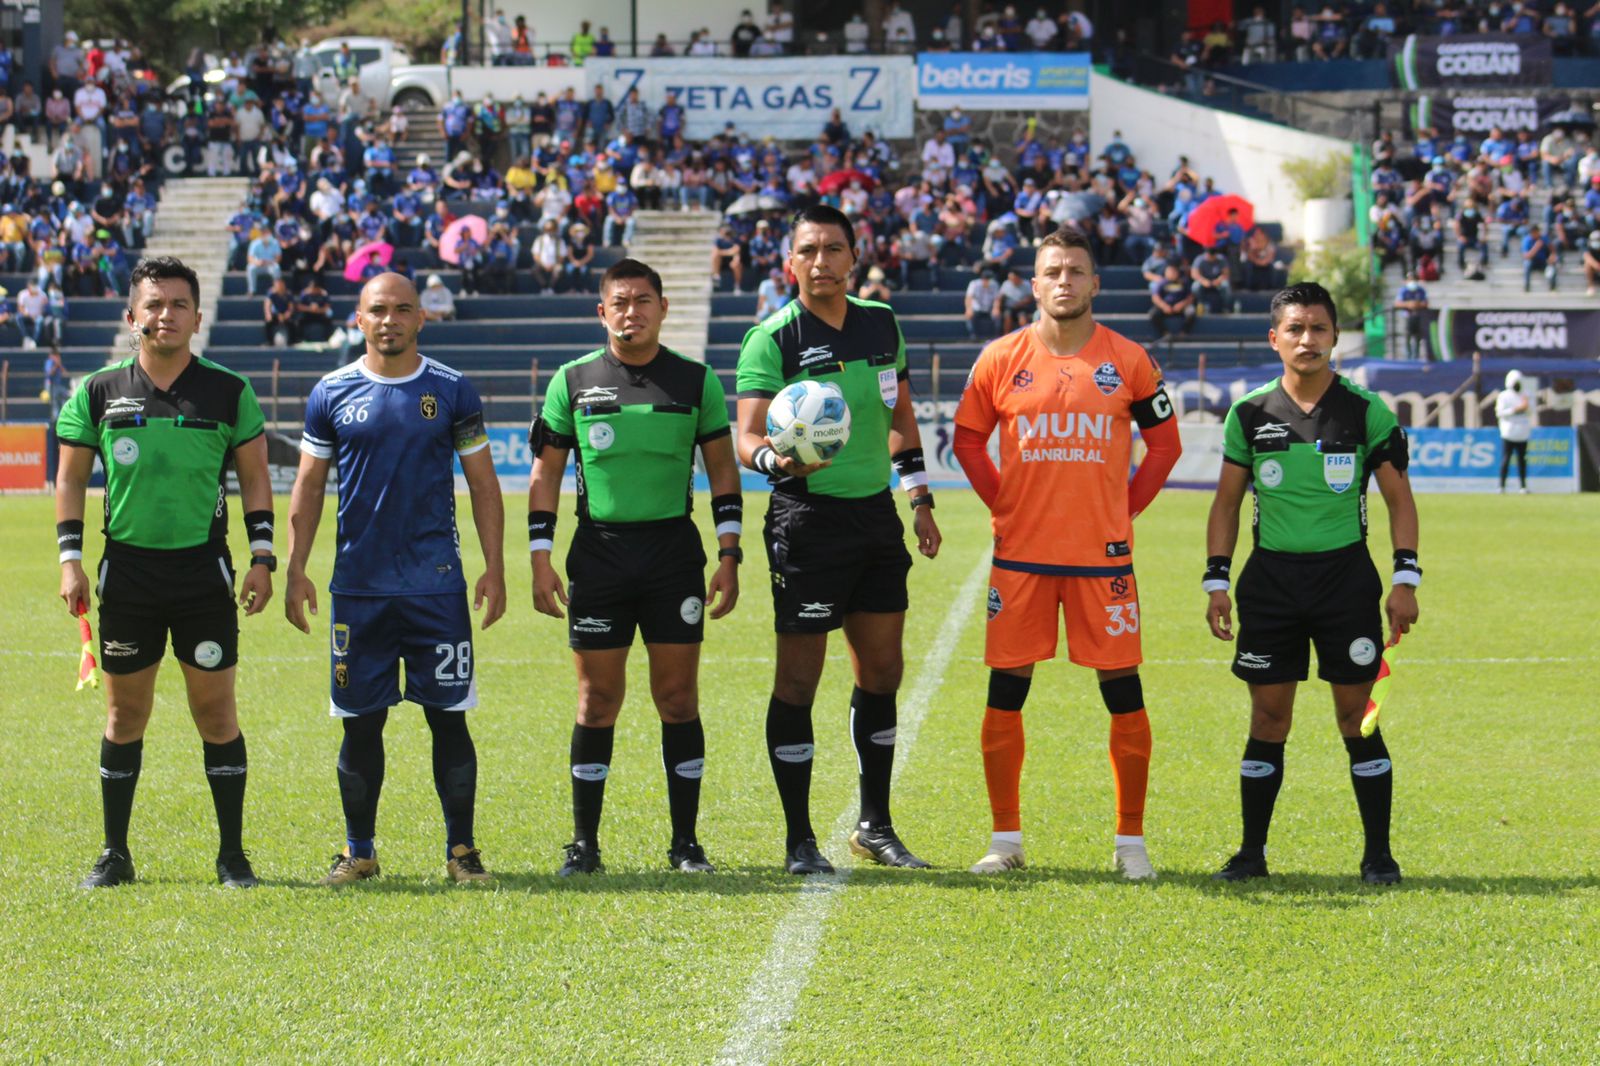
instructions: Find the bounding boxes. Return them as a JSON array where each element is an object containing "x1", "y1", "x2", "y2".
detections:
[
  {"x1": 1223, "y1": 374, "x2": 1407, "y2": 554},
  {"x1": 55, "y1": 355, "x2": 266, "y2": 551},
  {"x1": 536, "y1": 345, "x2": 730, "y2": 524},
  {"x1": 736, "y1": 295, "x2": 907, "y2": 500}
]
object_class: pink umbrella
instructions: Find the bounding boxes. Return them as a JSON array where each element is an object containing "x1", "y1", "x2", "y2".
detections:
[
  {"x1": 344, "y1": 240, "x2": 394, "y2": 283},
  {"x1": 440, "y1": 215, "x2": 490, "y2": 265}
]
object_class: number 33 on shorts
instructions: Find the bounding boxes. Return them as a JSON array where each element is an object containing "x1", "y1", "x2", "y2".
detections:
[{"x1": 1104, "y1": 602, "x2": 1141, "y2": 635}]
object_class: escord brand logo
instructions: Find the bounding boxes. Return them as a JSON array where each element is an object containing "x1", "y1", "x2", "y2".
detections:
[
  {"x1": 1253, "y1": 421, "x2": 1291, "y2": 442},
  {"x1": 571, "y1": 763, "x2": 610, "y2": 782},
  {"x1": 773, "y1": 743, "x2": 815, "y2": 763},
  {"x1": 1240, "y1": 760, "x2": 1277, "y2": 778},
  {"x1": 798, "y1": 345, "x2": 835, "y2": 368},
  {"x1": 1236, "y1": 651, "x2": 1272, "y2": 670},
  {"x1": 105, "y1": 397, "x2": 145, "y2": 415},
  {"x1": 798, "y1": 601, "x2": 834, "y2": 619},
  {"x1": 575, "y1": 386, "x2": 619, "y2": 404},
  {"x1": 102, "y1": 640, "x2": 139, "y2": 657},
  {"x1": 573, "y1": 617, "x2": 614, "y2": 633}
]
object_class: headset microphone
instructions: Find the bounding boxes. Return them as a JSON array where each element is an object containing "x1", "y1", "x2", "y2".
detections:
[
  {"x1": 141, "y1": 326, "x2": 153, "y2": 336},
  {"x1": 609, "y1": 326, "x2": 634, "y2": 343}
]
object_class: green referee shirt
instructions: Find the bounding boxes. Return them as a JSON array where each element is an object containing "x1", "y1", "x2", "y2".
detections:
[
  {"x1": 736, "y1": 295, "x2": 907, "y2": 500},
  {"x1": 1222, "y1": 373, "x2": 1406, "y2": 554},
  {"x1": 56, "y1": 355, "x2": 266, "y2": 551},
  {"x1": 538, "y1": 345, "x2": 730, "y2": 524}
]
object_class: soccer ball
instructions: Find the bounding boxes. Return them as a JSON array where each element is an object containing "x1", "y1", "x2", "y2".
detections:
[{"x1": 766, "y1": 380, "x2": 851, "y2": 466}]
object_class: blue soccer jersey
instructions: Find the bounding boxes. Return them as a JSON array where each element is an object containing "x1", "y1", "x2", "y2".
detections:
[{"x1": 301, "y1": 356, "x2": 490, "y2": 596}]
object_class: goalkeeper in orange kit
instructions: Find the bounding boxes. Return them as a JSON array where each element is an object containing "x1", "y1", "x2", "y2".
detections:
[{"x1": 952, "y1": 228, "x2": 1182, "y2": 879}]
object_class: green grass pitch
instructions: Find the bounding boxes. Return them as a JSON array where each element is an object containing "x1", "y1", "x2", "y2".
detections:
[{"x1": 1, "y1": 488, "x2": 1596, "y2": 1062}]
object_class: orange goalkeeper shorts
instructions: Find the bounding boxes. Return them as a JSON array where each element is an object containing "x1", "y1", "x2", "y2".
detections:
[{"x1": 984, "y1": 563, "x2": 1143, "y2": 671}]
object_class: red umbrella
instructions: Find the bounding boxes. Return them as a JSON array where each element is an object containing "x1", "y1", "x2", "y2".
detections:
[
  {"x1": 343, "y1": 240, "x2": 394, "y2": 283},
  {"x1": 818, "y1": 168, "x2": 878, "y2": 195},
  {"x1": 1184, "y1": 194, "x2": 1255, "y2": 248},
  {"x1": 440, "y1": 215, "x2": 490, "y2": 265}
]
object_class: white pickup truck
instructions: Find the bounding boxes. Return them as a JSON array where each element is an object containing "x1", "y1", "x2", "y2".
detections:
[
  {"x1": 168, "y1": 36, "x2": 584, "y2": 111},
  {"x1": 320, "y1": 37, "x2": 583, "y2": 111}
]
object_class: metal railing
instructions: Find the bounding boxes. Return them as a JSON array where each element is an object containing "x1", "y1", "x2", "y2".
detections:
[{"x1": 1125, "y1": 55, "x2": 1378, "y2": 143}]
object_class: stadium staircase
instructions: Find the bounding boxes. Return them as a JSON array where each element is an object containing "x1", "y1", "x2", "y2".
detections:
[
  {"x1": 133, "y1": 177, "x2": 251, "y2": 357},
  {"x1": 626, "y1": 210, "x2": 720, "y2": 362},
  {"x1": 1390, "y1": 183, "x2": 1585, "y2": 310}
]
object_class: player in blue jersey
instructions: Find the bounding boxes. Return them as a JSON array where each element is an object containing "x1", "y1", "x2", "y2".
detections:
[{"x1": 284, "y1": 272, "x2": 507, "y2": 885}]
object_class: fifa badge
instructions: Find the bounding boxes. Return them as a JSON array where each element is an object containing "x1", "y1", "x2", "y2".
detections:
[
  {"x1": 420, "y1": 392, "x2": 439, "y2": 420},
  {"x1": 878, "y1": 368, "x2": 897, "y2": 408},
  {"x1": 1323, "y1": 453, "x2": 1356, "y2": 494}
]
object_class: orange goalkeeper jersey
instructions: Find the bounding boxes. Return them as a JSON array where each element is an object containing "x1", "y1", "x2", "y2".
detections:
[{"x1": 954, "y1": 323, "x2": 1164, "y2": 572}]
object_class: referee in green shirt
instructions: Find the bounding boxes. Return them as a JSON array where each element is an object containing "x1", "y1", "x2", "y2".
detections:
[
  {"x1": 530, "y1": 258, "x2": 743, "y2": 876},
  {"x1": 55, "y1": 257, "x2": 276, "y2": 889},
  {"x1": 736, "y1": 204, "x2": 942, "y2": 875},
  {"x1": 1204, "y1": 282, "x2": 1420, "y2": 885}
]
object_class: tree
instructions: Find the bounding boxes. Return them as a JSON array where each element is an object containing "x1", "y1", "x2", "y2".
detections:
[{"x1": 64, "y1": 0, "x2": 354, "y2": 79}]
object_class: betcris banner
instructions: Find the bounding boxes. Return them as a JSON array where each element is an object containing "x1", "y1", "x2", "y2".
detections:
[
  {"x1": 1408, "y1": 427, "x2": 1577, "y2": 492},
  {"x1": 915, "y1": 52, "x2": 1090, "y2": 111},
  {"x1": 585, "y1": 57, "x2": 913, "y2": 141}
]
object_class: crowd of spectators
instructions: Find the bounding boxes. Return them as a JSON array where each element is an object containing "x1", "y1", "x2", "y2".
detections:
[
  {"x1": 1367, "y1": 122, "x2": 1600, "y2": 293},
  {"x1": 1178, "y1": 3, "x2": 1600, "y2": 69}
]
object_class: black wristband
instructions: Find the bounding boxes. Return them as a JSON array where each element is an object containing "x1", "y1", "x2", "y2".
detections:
[
  {"x1": 57, "y1": 519, "x2": 85, "y2": 563},
  {"x1": 1202, "y1": 555, "x2": 1231, "y2": 592},
  {"x1": 244, "y1": 509, "x2": 274, "y2": 553},
  {"x1": 893, "y1": 448, "x2": 929, "y2": 492},
  {"x1": 528, "y1": 510, "x2": 557, "y2": 551},
  {"x1": 752, "y1": 445, "x2": 781, "y2": 476},
  {"x1": 711, "y1": 493, "x2": 743, "y2": 536},
  {"x1": 1392, "y1": 549, "x2": 1421, "y2": 586},
  {"x1": 909, "y1": 493, "x2": 935, "y2": 510}
]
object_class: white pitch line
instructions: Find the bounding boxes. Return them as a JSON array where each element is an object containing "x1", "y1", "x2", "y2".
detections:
[{"x1": 715, "y1": 548, "x2": 991, "y2": 1066}]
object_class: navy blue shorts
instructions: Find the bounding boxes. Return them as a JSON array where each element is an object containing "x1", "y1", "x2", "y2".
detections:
[{"x1": 328, "y1": 593, "x2": 476, "y2": 716}]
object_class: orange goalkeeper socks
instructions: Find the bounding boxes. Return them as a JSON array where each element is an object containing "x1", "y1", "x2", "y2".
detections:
[
  {"x1": 981, "y1": 706, "x2": 1025, "y2": 833},
  {"x1": 1109, "y1": 709, "x2": 1152, "y2": 837}
]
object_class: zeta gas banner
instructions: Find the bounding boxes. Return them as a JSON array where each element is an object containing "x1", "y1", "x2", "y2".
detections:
[
  {"x1": 584, "y1": 57, "x2": 914, "y2": 140},
  {"x1": 1393, "y1": 34, "x2": 1552, "y2": 90},
  {"x1": 1408, "y1": 426, "x2": 1577, "y2": 492},
  {"x1": 1409, "y1": 94, "x2": 1569, "y2": 137},
  {"x1": 1425, "y1": 308, "x2": 1600, "y2": 361},
  {"x1": 915, "y1": 51, "x2": 1091, "y2": 111},
  {"x1": 0, "y1": 424, "x2": 47, "y2": 490}
]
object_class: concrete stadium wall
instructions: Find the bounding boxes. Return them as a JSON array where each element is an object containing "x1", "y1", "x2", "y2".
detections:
[{"x1": 1089, "y1": 72, "x2": 1353, "y2": 244}]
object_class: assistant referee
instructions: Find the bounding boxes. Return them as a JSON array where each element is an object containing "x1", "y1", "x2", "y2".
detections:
[
  {"x1": 530, "y1": 258, "x2": 743, "y2": 877},
  {"x1": 1203, "y1": 282, "x2": 1420, "y2": 885},
  {"x1": 56, "y1": 257, "x2": 276, "y2": 889},
  {"x1": 736, "y1": 204, "x2": 941, "y2": 875}
]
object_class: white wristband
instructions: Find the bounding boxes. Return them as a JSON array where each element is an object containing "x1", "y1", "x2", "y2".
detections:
[
  {"x1": 899, "y1": 470, "x2": 929, "y2": 492},
  {"x1": 248, "y1": 539, "x2": 274, "y2": 554},
  {"x1": 59, "y1": 550, "x2": 83, "y2": 564},
  {"x1": 529, "y1": 539, "x2": 554, "y2": 554},
  {"x1": 715, "y1": 520, "x2": 742, "y2": 537},
  {"x1": 1391, "y1": 570, "x2": 1421, "y2": 587},
  {"x1": 1202, "y1": 579, "x2": 1230, "y2": 593}
]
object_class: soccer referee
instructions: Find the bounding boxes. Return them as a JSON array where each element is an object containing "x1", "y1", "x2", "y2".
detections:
[
  {"x1": 530, "y1": 258, "x2": 742, "y2": 876},
  {"x1": 736, "y1": 204, "x2": 942, "y2": 874},
  {"x1": 56, "y1": 257, "x2": 275, "y2": 889},
  {"x1": 1204, "y1": 282, "x2": 1420, "y2": 885}
]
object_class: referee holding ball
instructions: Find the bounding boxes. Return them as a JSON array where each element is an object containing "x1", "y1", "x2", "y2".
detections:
[
  {"x1": 1203, "y1": 283, "x2": 1420, "y2": 886},
  {"x1": 530, "y1": 258, "x2": 743, "y2": 877},
  {"x1": 736, "y1": 204, "x2": 941, "y2": 875},
  {"x1": 56, "y1": 257, "x2": 275, "y2": 890}
]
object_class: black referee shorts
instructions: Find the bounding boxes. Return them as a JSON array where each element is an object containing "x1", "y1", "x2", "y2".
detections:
[
  {"x1": 1232, "y1": 544, "x2": 1384, "y2": 686},
  {"x1": 764, "y1": 488, "x2": 912, "y2": 634},
  {"x1": 565, "y1": 519, "x2": 707, "y2": 650},
  {"x1": 95, "y1": 543, "x2": 240, "y2": 674}
]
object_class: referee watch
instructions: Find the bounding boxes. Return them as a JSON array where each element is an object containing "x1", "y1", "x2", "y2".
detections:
[
  {"x1": 250, "y1": 554, "x2": 278, "y2": 573},
  {"x1": 718, "y1": 546, "x2": 744, "y2": 565}
]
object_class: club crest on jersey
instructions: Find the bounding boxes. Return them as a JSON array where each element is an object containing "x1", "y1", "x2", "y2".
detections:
[
  {"x1": 1012, "y1": 368, "x2": 1034, "y2": 391},
  {"x1": 1323, "y1": 452, "x2": 1356, "y2": 493},
  {"x1": 334, "y1": 662, "x2": 350, "y2": 689},
  {"x1": 332, "y1": 624, "x2": 351, "y2": 655},
  {"x1": 1093, "y1": 361, "x2": 1122, "y2": 395},
  {"x1": 420, "y1": 392, "x2": 438, "y2": 420},
  {"x1": 878, "y1": 368, "x2": 897, "y2": 408},
  {"x1": 987, "y1": 586, "x2": 1003, "y2": 620}
]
